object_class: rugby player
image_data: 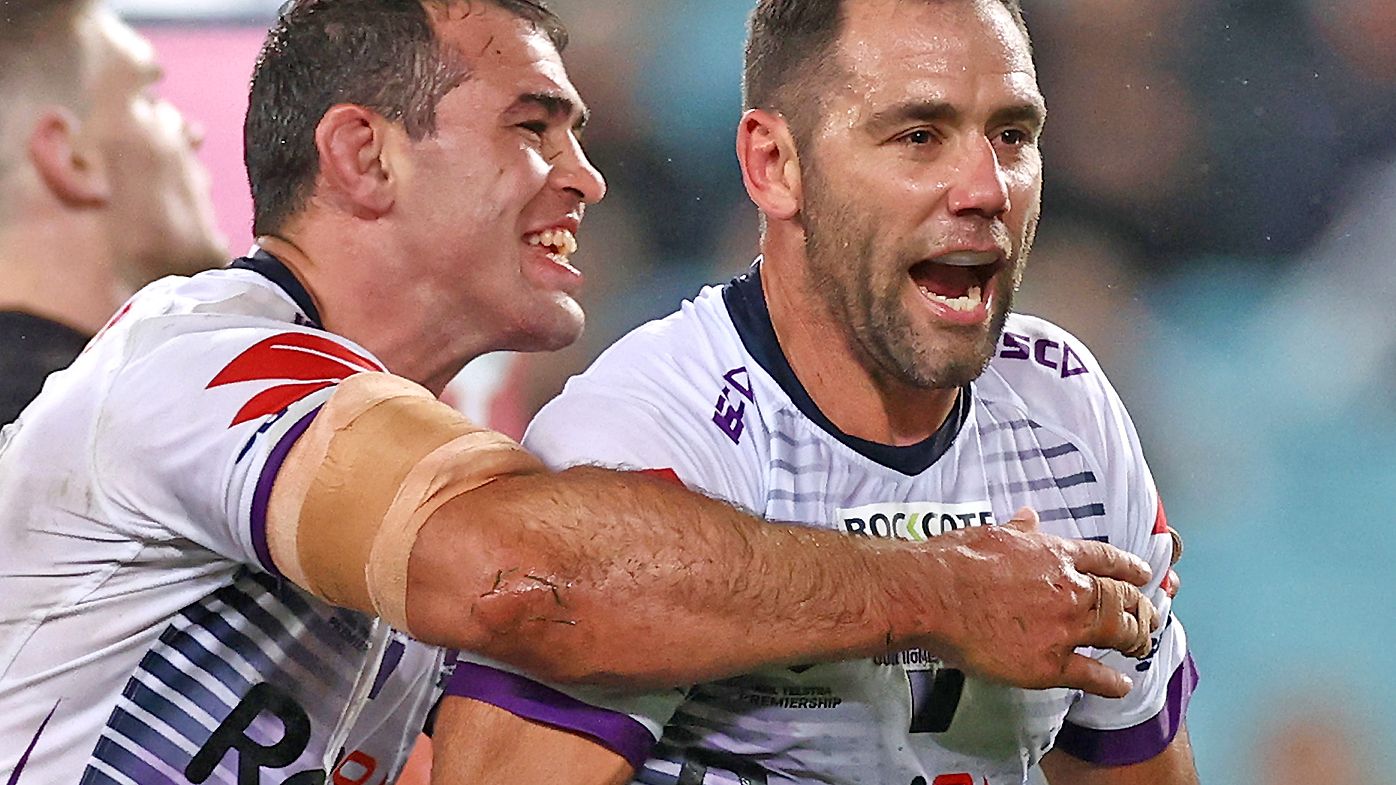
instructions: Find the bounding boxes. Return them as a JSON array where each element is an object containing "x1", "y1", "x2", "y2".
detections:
[
  {"x1": 0, "y1": 1, "x2": 1161, "y2": 782},
  {"x1": 0, "y1": 0, "x2": 225, "y2": 424},
  {"x1": 433, "y1": 0, "x2": 1199, "y2": 783}
]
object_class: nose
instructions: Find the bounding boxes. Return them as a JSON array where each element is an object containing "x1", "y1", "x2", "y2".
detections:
[
  {"x1": 553, "y1": 135, "x2": 607, "y2": 205},
  {"x1": 947, "y1": 135, "x2": 1010, "y2": 220},
  {"x1": 183, "y1": 113, "x2": 206, "y2": 152}
]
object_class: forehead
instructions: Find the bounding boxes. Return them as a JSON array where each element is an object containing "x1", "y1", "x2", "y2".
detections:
[
  {"x1": 88, "y1": 8, "x2": 159, "y2": 84},
  {"x1": 833, "y1": 0, "x2": 1040, "y2": 109},
  {"x1": 430, "y1": 3, "x2": 578, "y2": 105}
]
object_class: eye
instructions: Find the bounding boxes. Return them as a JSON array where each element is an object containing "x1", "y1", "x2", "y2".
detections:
[
  {"x1": 997, "y1": 128, "x2": 1032, "y2": 147},
  {"x1": 899, "y1": 129, "x2": 935, "y2": 146},
  {"x1": 517, "y1": 120, "x2": 548, "y2": 139}
]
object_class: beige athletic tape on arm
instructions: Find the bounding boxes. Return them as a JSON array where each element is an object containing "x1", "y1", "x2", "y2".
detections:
[
  {"x1": 367, "y1": 430, "x2": 544, "y2": 631},
  {"x1": 265, "y1": 372, "x2": 540, "y2": 623}
]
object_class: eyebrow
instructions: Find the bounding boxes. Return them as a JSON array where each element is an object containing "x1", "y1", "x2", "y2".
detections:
[
  {"x1": 867, "y1": 99, "x2": 1046, "y2": 133},
  {"x1": 512, "y1": 91, "x2": 590, "y2": 133}
]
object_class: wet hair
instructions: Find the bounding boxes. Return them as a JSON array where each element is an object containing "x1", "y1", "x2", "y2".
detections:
[
  {"x1": 743, "y1": 0, "x2": 1029, "y2": 137},
  {"x1": 245, "y1": 0, "x2": 567, "y2": 235}
]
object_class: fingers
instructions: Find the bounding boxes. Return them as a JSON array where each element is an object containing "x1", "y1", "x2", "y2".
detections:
[
  {"x1": 1059, "y1": 652, "x2": 1133, "y2": 699},
  {"x1": 1068, "y1": 540, "x2": 1152, "y2": 587},
  {"x1": 1163, "y1": 568, "x2": 1181, "y2": 599},
  {"x1": 1002, "y1": 507, "x2": 1040, "y2": 533},
  {"x1": 1088, "y1": 577, "x2": 1157, "y2": 658},
  {"x1": 1167, "y1": 526, "x2": 1184, "y2": 565}
]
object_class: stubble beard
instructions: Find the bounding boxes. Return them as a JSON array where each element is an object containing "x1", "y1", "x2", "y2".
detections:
[{"x1": 801, "y1": 163, "x2": 1023, "y2": 392}]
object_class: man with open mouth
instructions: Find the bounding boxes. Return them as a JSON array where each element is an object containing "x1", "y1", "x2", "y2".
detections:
[{"x1": 433, "y1": 0, "x2": 1198, "y2": 783}]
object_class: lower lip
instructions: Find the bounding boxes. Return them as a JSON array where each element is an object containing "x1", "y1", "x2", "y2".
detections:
[
  {"x1": 523, "y1": 244, "x2": 584, "y2": 293},
  {"x1": 913, "y1": 283, "x2": 992, "y2": 326}
]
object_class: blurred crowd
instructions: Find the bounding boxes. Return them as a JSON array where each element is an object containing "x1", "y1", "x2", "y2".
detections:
[{"x1": 21, "y1": 0, "x2": 1396, "y2": 780}]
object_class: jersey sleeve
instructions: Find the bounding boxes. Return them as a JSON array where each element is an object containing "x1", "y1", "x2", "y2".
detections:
[
  {"x1": 93, "y1": 324, "x2": 383, "y2": 573},
  {"x1": 1052, "y1": 343, "x2": 1197, "y2": 767},
  {"x1": 444, "y1": 330, "x2": 764, "y2": 768}
]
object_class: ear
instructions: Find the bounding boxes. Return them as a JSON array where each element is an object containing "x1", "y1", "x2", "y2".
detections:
[
  {"x1": 28, "y1": 108, "x2": 111, "y2": 207},
  {"x1": 313, "y1": 104, "x2": 396, "y2": 219},
  {"x1": 736, "y1": 108, "x2": 802, "y2": 222}
]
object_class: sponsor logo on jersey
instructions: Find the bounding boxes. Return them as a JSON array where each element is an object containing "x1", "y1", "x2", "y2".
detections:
[
  {"x1": 712, "y1": 367, "x2": 755, "y2": 445},
  {"x1": 208, "y1": 332, "x2": 384, "y2": 426},
  {"x1": 999, "y1": 331, "x2": 1089, "y2": 378},
  {"x1": 838, "y1": 501, "x2": 995, "y2": 541},
  {"x1": 740, "y1": 684, "x2": 843, "y2": 710}
]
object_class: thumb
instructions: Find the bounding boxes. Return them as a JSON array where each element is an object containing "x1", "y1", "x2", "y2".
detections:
[{"x1": 1002, "y1": 507, "x2": 1040, "y2": 533}]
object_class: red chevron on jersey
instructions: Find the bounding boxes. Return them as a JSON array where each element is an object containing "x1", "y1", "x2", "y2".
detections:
[
  {"x1": 208, "y1": 332, "x2": 383, "y2": 426},
  {"x1": 1152, "y1": 498, "x2": 1169, "y2": 535},
  {"x1": 639, "y1": 467, "x2": 685, "y2": 487}
]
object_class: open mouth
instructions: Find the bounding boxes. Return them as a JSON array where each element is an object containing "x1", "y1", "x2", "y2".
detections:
[
  {"x1": 524, "y1": 227, "x2": 579, "y2": 267},
  {"x1": 909, "y1": 251, "x2": 1003, "y2": 318}
]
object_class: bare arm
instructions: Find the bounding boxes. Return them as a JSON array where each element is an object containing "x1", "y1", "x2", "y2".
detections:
[
  {"x1": 1040, "y1": 724, "x2": 1199, "y2": 785},
  {"x1": 406, "y1": 468, "x2": 1155, "y2": 696},
  {"x1": 427, "y1": 698, "x2": 632, "y2": 785}
]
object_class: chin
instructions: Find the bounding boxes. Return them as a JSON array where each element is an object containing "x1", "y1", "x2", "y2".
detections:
[{"x1": 510, "y1": 302, "x2": 586, "y2": 353}]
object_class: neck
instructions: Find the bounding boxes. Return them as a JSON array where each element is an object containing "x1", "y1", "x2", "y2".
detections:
[
  {"x1": 0, "y1": 210, "x2": 128, "y2": 336},
  {"x1": 760, "y1": 235, "x2": 959, "y2": 447},
  {"x1": 258, "y1": 230, "x2": 484, "y2": 396}
]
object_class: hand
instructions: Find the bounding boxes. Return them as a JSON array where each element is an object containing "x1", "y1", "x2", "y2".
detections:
[
  {"x1": 915, "y1": 508, "x2": 1159, "y2": 699},
  {"x1": 1163, "y1": 525, "x2": 1183, "y2": 600}
]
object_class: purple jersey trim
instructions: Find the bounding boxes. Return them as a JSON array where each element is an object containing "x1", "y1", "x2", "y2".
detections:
[
  {"x1": 1055, "y1": 652, "x2": 1199, "y2": 767},
  {"x1": 444, "y1": 662, "x2": 656, "y2": 770},
  {"x1": 248, "y1": 407, "x2": 320, "y2": 576},
  {"x1": 8, "y1": 700, "x2": 58, "y2": 785}
]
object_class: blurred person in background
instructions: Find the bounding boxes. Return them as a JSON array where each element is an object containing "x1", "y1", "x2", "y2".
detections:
[{"x1": 0, "y1": 0, "x2": 226, "y2": 424}]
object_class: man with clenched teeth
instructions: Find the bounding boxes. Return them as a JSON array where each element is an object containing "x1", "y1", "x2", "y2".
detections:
[
  {"x1": 433, "y1": 0, "x2": 1199, "y2": 784},
  {"x1": 0, "y1": 1, "x2": 1166, "y2": 783}
]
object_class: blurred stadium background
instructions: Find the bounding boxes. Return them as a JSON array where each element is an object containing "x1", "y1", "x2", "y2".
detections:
[{"x1": 111, "y1": 0, "x2": 1396, "y2": 781}]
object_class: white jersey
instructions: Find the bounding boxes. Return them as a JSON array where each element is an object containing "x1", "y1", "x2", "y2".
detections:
[
  {"x1": 456, "y1": 267, "x2": 1195, "y2": 784},
  {"x1": 0, "y1": 252, "x2": 445, "y2": 784}
]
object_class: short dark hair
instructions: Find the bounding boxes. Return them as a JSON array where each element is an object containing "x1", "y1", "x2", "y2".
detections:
[
  {"x1": 743, "y1": 0, "x2": 1029, "y2": 134},
  {"x1": 245, "y1": 0, "x2": 567, "y2": 236}
]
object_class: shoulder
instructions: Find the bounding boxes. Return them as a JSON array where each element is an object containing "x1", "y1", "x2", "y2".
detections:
[
  {"x1": 525, "y1": 286, "x2": 768, "y2": 500},
  {"x1": 980, "y1": 313, "x2": 1128, "y2": 431},
  {"x1": 582, "y1": 285, "x2": 746, "y2": 392}
]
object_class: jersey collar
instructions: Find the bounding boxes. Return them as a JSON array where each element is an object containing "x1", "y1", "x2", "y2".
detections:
[
  {"x1": 723, "y1": 261, "x2": 969, "y2": 476},
  {"x1": 230, "y1": 248, "x2": 324, "y2": 329}
]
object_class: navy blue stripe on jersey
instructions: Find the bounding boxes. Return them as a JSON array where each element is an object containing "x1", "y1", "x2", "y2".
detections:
[
  {"x1": 217, "y1": 578, "x2": 348, "y2": 691},
  {"x1": 1054, "y1": 652, "x2": 1199, "y2": 766},
  {"x1": 133, "y1": 652, "x2": 230, "y2": 728},
  {"x1": 122, "y1": 673, "x2": 214, "y2": 737},
  {"x1": 230, "y1": 249, "x2": 323, "y2": 328},
  {"x1": 77, "y1": 767, "x2": 122, "y2": 785},
  {"x1": 723, "y1": 264, "x2": 969, "y2": 475},
  {"x1": 84, "y1": 569, "x2": 398, "y2": 784},
  {"x1": 106, "y1": 708, "x2": 189, "y2": 772},
  {"x1": 445, "y1": 662, "x2": 657, "y2": 770},
  {"x1": 1003, "y1": 471, "x2": 1097, "y2": 493},
  {"x1": 162, "y1": 617, "x2": 255, "y2": 696},
  {"x1": 90, "y1": 736, "x2": 174, "y2": 784},
  {"x1": 1037, "y1": 503, "x2": 1107, "y2": 523}
]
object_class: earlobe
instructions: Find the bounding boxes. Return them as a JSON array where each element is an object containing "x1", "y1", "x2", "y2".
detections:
[
  {"x1": 736, "y1": 109, "x2": 800, "y2": 222},
  {"x1": 28, "y1": 109, "x2": 111, "y2": 207},
  {"x1": 314, "y1": 104, "x2": 396, "y2": 219}
]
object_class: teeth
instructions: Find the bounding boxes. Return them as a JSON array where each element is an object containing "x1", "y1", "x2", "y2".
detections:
[
  {"x1": 918, "y1": 284, "x2": 984, "y2": 313},
  {"x1": 525, "y1": 227, "x2": 578, "y2": 260}
]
